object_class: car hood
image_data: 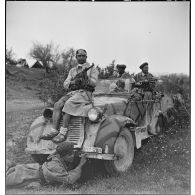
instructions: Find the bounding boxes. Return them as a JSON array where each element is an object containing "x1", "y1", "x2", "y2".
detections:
[{"x1": 94, "y1": 96, "x2": 128, "y2": 115}]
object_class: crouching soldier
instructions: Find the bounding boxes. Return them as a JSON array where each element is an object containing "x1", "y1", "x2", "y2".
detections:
[{"x1": 6, "y1": 142, "x2": 87, "y2": 189}]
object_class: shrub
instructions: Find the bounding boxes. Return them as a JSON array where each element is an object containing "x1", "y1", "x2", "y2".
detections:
[
  {"x1": 156, "y1": 73, "x2": 190, "y2": 112},
  {"x1": 38, "y1": 65, "x2": 69, "y2": 105},
  {"x1": 156, "y1": 73, "x2": 190, "y2": 95}
]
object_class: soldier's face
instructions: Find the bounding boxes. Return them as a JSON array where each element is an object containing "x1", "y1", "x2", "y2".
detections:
[
  {"x1": 118, "y1": 68, "x2": 125, "y2": 76},
  {"x1": 142, "y1": 65, "x2": 148, "y2": 74},
  {"x1": 76, "y1": 50, "x2": 87, "y2": 64}
]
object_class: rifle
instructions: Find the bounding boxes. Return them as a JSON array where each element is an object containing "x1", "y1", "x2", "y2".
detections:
[
  {"x1": 134, "y1": 77, "x2": 158, "y2": 91},
  {"x1": 69, "y1": 64, "x2": 95, "y2": 91},
  {"x1": 74, "y1": 64, "x2": 94, "y2": 80},
  {"x1": 139, "y1": 77, "x2": 158, "y2": 83}
]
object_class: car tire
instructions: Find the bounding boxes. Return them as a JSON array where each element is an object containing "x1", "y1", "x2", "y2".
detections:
[
  {"x1": 104, "y1": 128, "x2": 134, "y2": 175},
  {"x1": 31, "y1": 154, "x2": 49, "y2": 165}
]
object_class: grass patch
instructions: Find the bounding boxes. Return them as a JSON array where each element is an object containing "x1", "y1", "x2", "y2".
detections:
[{"x1": 6, "y1": 108, "x2": 43, "y2": 163}]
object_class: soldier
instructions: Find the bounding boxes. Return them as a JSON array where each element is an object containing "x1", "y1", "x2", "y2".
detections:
[
  {"x1": 6, "y1": 142, "x2": 87, "y2": 189},
  {"x1": 41, "y1": 49, "x2": 99, "y2": 142},
  {"x1": 109, "y1": 79, "x2": 127, "y2": 93},
  {"x1": 109, "y1": 64, "x2": 134, "y2": 93},
  {"x1": 134, "y1": 62, "x2": 154, "y2": 83},
  {"x1": 115, "y1": 64, "x2": 127, "y2": 78},
  {"x1": 134, "y1": 62, "x2": 156, "y2": 100}
]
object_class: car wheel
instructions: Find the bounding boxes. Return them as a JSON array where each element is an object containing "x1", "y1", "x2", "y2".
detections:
[
  {"x1": 104, "y1": 128, "x2": 134, "y2": 175},
  {"x1": 31, "y1": 154, "x2": 49, "y2": 165}
]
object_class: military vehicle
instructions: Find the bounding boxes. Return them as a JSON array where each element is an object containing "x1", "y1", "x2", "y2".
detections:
[{"x1": 25, "y1": 78, "x2": 174, "y2": 175}]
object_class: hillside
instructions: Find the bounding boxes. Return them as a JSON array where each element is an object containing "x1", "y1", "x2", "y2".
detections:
[
  {"x1": 6, "y1": 65, "x2": 46, "y2": 112},
  {"x1": 6, "y1": 65, "x2": 45, "y2": 100}
]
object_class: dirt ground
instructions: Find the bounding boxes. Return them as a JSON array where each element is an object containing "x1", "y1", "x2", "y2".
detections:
[
  {"x1": 5, "y1": 94, "x2": 190, "y2": 194},
  {"x1": 6, "y1": 99, "x2": 44, "y2": 112}
]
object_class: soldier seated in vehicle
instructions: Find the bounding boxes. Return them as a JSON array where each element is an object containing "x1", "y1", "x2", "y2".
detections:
[
  {"x1": 109, "y1": 64, "x2": 135, "y2": 93},
  {"x1": 40, "y1": 49, "x2": 99, "y2": 143},
  {"x1": 6, "y1": 142, "x2": 87, "y2": 189},
  {"x1": 133, "y1": 62, "x2": 157, "y2": 100},
  {"x1": 110, "y1": 79, "x2": 127, "y2": 93}
]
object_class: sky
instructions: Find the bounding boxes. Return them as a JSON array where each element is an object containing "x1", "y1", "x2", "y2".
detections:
[{"x1": 6, "y1": 1, "x2": 190, "y2": 75}]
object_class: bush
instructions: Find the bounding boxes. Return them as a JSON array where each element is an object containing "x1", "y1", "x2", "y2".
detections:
[
  {"x1": 156, "y1": 73, "x2": 190, "y2": 113},
  {"x1": 156, "y1": 73, "x2": 190, "y2": 95},
  {"x1": 38, "y1": 65, "x2": 69, "y2": 105}
]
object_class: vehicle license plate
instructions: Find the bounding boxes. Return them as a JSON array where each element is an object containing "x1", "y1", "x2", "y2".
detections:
[{"x1": 83, "y1": 147, "x2": 102, "y2": 153}]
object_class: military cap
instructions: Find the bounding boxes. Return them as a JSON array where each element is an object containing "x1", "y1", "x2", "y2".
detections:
[
  {"x1": 139, "y1": 62, "x2": 148, "y2": 69},
  {"x1": 56, "y1": 142, "x2": 75, "y2": 156},
  {"x1": 116, "y1": 64, "x2": 126, "y2": 70}
]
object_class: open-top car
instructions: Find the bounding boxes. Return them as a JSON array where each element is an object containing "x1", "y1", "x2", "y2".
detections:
[{"x1": 25, "y1": 79, "x2": 174, "y2": 175}]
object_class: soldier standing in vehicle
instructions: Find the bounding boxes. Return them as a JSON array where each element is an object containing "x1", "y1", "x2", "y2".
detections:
[
  {"x1": 41, "y1": 49, "x2": 99, "y2": 142},
  {"x1": 6, "y1": 142, "x2": 87, "y2": 189},
  {"x1": 134, "y1": 62, "x2": 154, "y2": 83},
  {"x1": 134, "y1": 62, "x2": 156, "y2": 100}
]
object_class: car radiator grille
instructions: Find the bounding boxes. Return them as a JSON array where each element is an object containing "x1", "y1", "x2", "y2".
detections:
[{"x1": 59, "y1": 116, "x2": 85, "y2": 148}]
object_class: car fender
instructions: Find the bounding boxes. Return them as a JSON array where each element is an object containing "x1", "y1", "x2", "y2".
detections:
[
  {"x1": 94, "y1": 115, "x2": 136, "y2": 153},
  {"x1": 26, "y1": 116, "x2": 56, "y2": 154}
]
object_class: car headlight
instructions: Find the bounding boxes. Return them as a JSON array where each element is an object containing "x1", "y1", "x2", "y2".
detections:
[{"x1": 88, "y1": 107, "x2": 102, "y2": 122}]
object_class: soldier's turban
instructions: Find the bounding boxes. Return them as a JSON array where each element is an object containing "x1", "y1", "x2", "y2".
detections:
[{"x1": 76, "y1": 49, "x2": 87, "y2": 56}]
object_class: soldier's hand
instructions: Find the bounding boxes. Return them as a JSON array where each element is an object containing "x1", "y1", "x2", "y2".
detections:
[
  {"x1": 75, "y1": 78, "x2": 83, "y2": 85},
  {"x1": 47, "y1": 150, "x2": 57, "y2": 160}
]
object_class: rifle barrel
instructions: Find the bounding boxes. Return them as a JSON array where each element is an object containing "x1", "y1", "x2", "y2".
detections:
[{"x1": 85, "y1": 64, "x2": 94, "y2": 71}]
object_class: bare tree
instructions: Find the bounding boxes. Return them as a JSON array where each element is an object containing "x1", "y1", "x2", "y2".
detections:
[
  {"x1": 106, "y1": 59, "x2": 116, "y2": 77},
  {"x1": 29, "y1": 41, "x2": 60, "y2": 73},
  {"x1": 61, "y1": 48, "x2": 77, "y2": 71}
]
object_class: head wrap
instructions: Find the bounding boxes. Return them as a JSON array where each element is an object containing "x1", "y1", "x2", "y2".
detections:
[{"x1": 76, "y1": 49, "x2": 87, "y2": 56}]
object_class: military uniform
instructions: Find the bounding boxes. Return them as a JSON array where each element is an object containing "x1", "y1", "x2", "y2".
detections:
[
  {"x1": 6, "y1": 143, "x2": 86, "y2": 188},
  {"x1": 134, "y1": 62, "x2": 155, "y2": 100},
  {"x1": 134, "y1": 71, "x2": 154, "y2": 83}
]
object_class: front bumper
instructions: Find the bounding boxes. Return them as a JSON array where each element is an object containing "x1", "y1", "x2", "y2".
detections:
[{"x1": 25, "y1": 146, "x2": 116, "y2": 160}]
